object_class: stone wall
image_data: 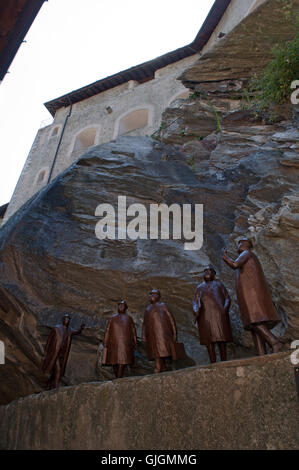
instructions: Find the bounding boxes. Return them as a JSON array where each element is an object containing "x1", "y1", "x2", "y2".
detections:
[
  {"x1": 3, "y1": 55, "x2": 198, "y2": 223},
  {"x1": 0, "y1": 353, "x2": 298, "y2": 450}
]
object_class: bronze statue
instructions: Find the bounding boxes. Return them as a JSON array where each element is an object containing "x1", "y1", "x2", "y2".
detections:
[
  {"x1": 142, "y1": 289, "x2": 178, "y2": 373},
  {"x1": 41, "y1": 314, "x2": 85, "y2": 389},
  {"x1": 193, "y1": 265, "x2": 232, "y2": 363},
  {"x1": 223, "y1": 238, "x2": 283, "y2": 355},
  {"x1": 102, "y1": 300, "x2": 137, "y2": 378}
]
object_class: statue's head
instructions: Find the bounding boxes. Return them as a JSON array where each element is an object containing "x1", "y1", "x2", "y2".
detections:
[
  {"x1": 237, "y1": 237, "x2": 253, "y2": 253},
  {"x1": 203, "y1": 265, "x2": 216, "y2": 282},
  {"x1": 62, "y1": 313, "x2": 71, "y2": 326},
  {"x1": 149, "y1": 289, "x2": 161, "y2": 304},
  {"x1": 118, "y1": 300, "x2": 128, "y2": 314}
]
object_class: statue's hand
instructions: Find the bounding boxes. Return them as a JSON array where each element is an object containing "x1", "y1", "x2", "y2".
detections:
[
  {"x1": 193, "y1": 302, "x2": 201, "y2": 315},
  {"x1": 222, "y1": 249, "x2": 229, "y2": 260},
  {"x1": 193, "y1": 303, "x2": 201, "y2": 315}
]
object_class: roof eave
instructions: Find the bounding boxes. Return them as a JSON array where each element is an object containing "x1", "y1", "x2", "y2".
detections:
[{"x1": 44, "y1": 0, "x2": 231, "y2": 117}]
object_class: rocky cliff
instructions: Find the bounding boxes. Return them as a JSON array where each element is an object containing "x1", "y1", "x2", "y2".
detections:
[
  {"x1": 159, "y1": 87, "x2": 299, "y2": 341},
  {"x1": 0, "y1": 109, "x2": 298, "y2": 405},
  {"x1": 0, "y1": 0, "x2": 298, "y2": 415},
  {"x1": 0, "y1": 134, "x2": 256, "y2": 405}
]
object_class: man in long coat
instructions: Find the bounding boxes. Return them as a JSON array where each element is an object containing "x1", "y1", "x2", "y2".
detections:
[
  {"x1": 41, "y1": 313, "x2": 85, "y2": 389},
  {"x1": 142, "y1": 289, "x2": 177, "y2": 373},
  {"x1": 102, "y1": 300, "x2": 137, "y2": 378},
  {"x1": 223, "y1": 238, "x2": 283, "y2": 355},
  {"x1": 193, "y1": 265, "x2": 232, "y2": 363}
]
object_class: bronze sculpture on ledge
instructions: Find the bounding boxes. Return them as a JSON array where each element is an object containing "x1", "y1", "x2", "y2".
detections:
[
  {"x1": 193, "y1": 265, "x2": 232, "y2": 363},
  {"x1": 223, "y1": 238, "x2": 283, "y2": 355},
  {"x1": 102, "y1": 300, "x2": 138, "y2": 378},
  {"x1": 41, "y1": 314, "x2": 85, "y2": 389},
  {"x1": 142, "y1": 289, "x2": 182, "y2": 373}
]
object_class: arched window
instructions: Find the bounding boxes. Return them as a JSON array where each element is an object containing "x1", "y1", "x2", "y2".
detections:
[
  {"x1": 118, "y1": 108, "x2": 149, "y2": 136},
  {"x1": 35, "y1": 168, "x2": 48, "y2": 185},
  {"x1": 37, "y1": 170, "x2": 46, "y2": 183},
  {"x1": 71, "y1": 128, "x2": 97, "y2": 158},
  {"x1": 50, "y1": 126, "x2": 60, "y2": 138}
]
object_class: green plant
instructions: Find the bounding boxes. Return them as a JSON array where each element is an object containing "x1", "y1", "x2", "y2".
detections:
[
  {"x1": 248, "y1": 11, "x2": 299, "y2": 113},
  {"x1": 281, "y1": 0, "x2": 294, "y2": 20},
  {"x1": 208, "y1": 103, "x2": 222, "y2": 133},
  {"x1": 199, "y1": 90, "x2": 222, "y2": 133},
  {"x1": 189, "y1": 91, "x2": 199, "y2": 100},
  {"x1": 188, "y1": 155, "x2": 196, "y2": 172},
  {"x1": 241, "y1": 88, "x2": 253, "y2": 110}
]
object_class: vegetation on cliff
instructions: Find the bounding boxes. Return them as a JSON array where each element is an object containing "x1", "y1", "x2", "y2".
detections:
[{"x1": 247, "y1": 10, "x2": 299, "y2": 117}]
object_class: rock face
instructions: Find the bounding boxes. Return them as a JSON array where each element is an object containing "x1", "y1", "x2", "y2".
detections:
[
  {"x1": 160, "y1": 83, "x2": 299, "y2": 347},
  {"x1": 0, "y1": 352, "x2": 298, "y2": 450},
  {"x1": 180, "y1": 0, "x2": 298, "y2": 85},
  {"x1": 0, "y1": 135, "x2": 250, "y2": 405},
  {"x1": 0, "y1": 110, "x2": 298, "y2": 404},
  {"x1": 0, "y1": 0, "x2": 298, "y2": 407}
]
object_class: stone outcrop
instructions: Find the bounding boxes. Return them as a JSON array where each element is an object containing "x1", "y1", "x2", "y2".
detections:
[
  {"x1": 1, "y1": 135, "x2": 255, "y2": 405},
  {"x1": 159, "y1": 0, "x2": 299, "y2": 348},
  {"x1": 159, "y1": 86, "x2": 299, "y2": 347},
  {"x1": 0, "y1": 116, "x2": 298, "y2": 405},
  {"x1": 0, "y1": 0, "x2": 298, "y2": 416},
  {"x1": 180, "y1": 0, "x2": 299, "y2": 85},
  {"x1": 0, "y1": 352, "x2": 298, "y2": 450}
]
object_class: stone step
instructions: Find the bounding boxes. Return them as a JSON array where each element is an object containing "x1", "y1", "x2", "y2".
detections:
[{"x1": 0, "y1": 351, "x2": 298, "y2": 450}]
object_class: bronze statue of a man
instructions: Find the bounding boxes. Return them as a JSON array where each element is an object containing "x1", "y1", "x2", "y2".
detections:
[
  {"x1": 142, "y1": 289, "x2": 178, "y2": 373},
  {"x1": 193, "y1": 265, "x2": 233, "y2": 363},
  {"x1": 223, "y1": 238, "x2": 283, "y2": 355},
  {"x1": 102, "y1": 300, "x2": 138, "y2": 378},
  {"x1": 41, "y1": 314, "x2": 85, "y2": 389}
]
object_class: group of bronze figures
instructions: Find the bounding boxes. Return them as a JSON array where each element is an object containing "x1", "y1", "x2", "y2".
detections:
[{"x1": 41, "y1": 238, "x2": 283, "y2": 389}]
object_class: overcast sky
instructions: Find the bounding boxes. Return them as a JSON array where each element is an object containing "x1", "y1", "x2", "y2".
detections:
[{"x1": 0, "y1": 0, "x2": 214, "y2": 207}]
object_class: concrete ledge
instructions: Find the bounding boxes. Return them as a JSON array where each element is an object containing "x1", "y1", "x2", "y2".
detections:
[{"x1": 0, "y1": 352, "x2": 298, "y2": 449}]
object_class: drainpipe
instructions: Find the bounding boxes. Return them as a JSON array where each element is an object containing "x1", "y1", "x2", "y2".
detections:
[{"x1": 47, "y1": 97, "x2": 73, "y2": 183}]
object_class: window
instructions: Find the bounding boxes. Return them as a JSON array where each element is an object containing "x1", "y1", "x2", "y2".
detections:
[
  {"x1": 72, "y1": 128, "x2": 97, "y2": 155},
  {"x1": 36, "y1": 168, "x2": 48, "y2": 185},
  {"x1": 118, "y1": 109, "x2": 149, "y2": 136},
  {"x1": 49, "y1": 126, "x2": 60, "y2": 138}
]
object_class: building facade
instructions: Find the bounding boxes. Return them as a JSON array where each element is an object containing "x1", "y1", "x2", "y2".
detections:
[{"x1": 3, "y1": 0, "x2": 266, "y2": 224}]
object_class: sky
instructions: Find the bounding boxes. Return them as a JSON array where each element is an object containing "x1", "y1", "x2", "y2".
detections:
[{"x1": 0, "y1": 0, "x2": 214, "y2": 207}]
